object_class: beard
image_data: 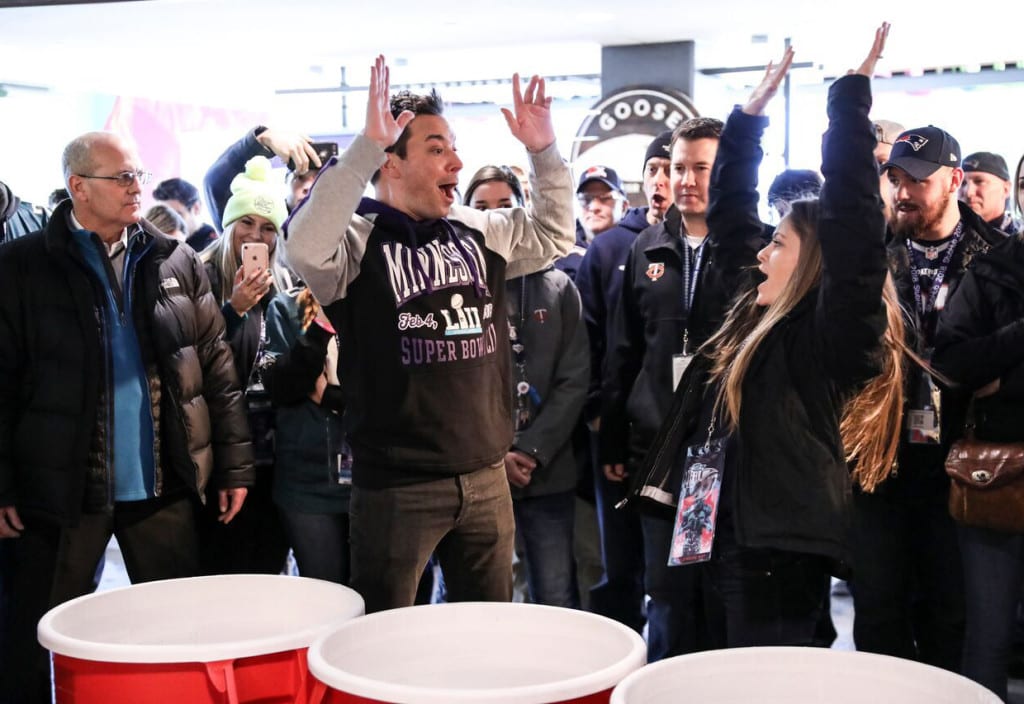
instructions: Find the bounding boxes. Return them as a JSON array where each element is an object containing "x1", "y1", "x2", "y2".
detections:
[{"x1": 891, "y1": 191, "x2": 951, "y2": 239}]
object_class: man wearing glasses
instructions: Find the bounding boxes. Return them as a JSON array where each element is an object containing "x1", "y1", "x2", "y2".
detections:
[
  {"x1": 577, "y1": 166, "x2": 629, "y2": 240},
  {"x1": 0, "y1": 131, "x2": 254, "y2": 703}
]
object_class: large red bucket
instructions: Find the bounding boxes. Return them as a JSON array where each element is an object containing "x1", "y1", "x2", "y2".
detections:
[
  {"x1": 38, "y1": 574, "x2": 364, "y2": 704},
  {"x1": 307, "y1": 602, "x2": 646, "y2": 703},
  {"x1": 609, "y1": 647, "x2": 1001, "y2": 703}
]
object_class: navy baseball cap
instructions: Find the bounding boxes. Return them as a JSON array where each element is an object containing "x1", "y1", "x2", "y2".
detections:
[
  {"x1": 576, "y1": 165, "x2": 626, "y2": 196},
  {"x1": 881, "y1": 125, "x2": 961, "y2": 180}
]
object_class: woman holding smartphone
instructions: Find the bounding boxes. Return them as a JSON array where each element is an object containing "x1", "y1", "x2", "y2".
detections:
[
  {"x1": 199, "y1": 154, "x2": 292, "y2": 575},
  {"x1": 632, "y1": 24, "x2": 906, "y2": 647}
]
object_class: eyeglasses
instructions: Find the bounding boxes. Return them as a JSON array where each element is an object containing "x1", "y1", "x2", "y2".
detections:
[
  {"x1": 577, "y1": 193, "x2": 622, "y2": 208},
  {"x1": 77, "y1": 170, "x2": 153, "y2": 187}
]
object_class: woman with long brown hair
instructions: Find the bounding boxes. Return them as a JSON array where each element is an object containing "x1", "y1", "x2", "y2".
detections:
[{"x1": 631, "y1": 24, "x2": 903, "y2": 647}]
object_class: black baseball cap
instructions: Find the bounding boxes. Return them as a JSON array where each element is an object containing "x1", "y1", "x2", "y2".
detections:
[
  {"x1": 962, "y1": 151, "x2": 1010, "y2": 181},
  {"x1": 881, "y1": 125, "x2": 961, "y2": 180},
  {"x1": 576, "y1": 165, "x2": 626, "y2": 196}
]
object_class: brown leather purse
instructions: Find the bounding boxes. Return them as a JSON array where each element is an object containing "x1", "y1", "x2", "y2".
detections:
[{"x1": 945, "y1": 400, "x2": 1024, "y2": 534}]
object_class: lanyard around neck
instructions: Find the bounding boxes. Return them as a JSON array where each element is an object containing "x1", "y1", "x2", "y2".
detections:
[{"x1": 905, "y1": 221, "x2": 964, "y2": 317}]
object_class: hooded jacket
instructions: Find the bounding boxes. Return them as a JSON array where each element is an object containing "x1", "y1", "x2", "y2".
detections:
[
  {"x1": 575, "y1": 206, "x2": 650, "y2": 420},
  {"x1": 0, "y1": 200, "x2": 254, "y2": 525},
  {"x1": 284, "y1": 134, "x2": 574, "y2": 489}
]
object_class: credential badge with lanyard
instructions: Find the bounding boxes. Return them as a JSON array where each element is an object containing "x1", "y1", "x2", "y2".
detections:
[
  {"x1": 669, "y1": 412, "x2": 726, "y2": 566},
  {"x1": 671, "y1": 239, "x2": 706, "y2": 390},
  {"x1": 509, "y1": 279, "x2": 541, "y2": 432},
  {"x1": 905, "y1": 224, "x2": 963, "y2": 445}
]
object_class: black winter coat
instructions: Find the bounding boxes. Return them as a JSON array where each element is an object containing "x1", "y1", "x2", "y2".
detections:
[
  {"x1": 882, "y1": 201, "x2": 1005, "y2": 490},
  {"x1": 0, "y1": 201, "x2": 254, "y2": 525},
  {"x1": 632, "y1": 75, "x2": 887, "y2": 568},
  {"x1": 933, "y1": 233, "x2": 1024, "y2": 444},
  {"x1": 600, "y1": 186, "x2": 764, "y2": 466}
]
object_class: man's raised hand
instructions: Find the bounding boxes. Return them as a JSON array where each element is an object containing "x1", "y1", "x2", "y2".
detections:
[
  {"x1": 501, "y1": 73, "x2": 555, "y2": 154},
  {"x1": 363, "y1": 55, "x2": 415, "y2": 151}
]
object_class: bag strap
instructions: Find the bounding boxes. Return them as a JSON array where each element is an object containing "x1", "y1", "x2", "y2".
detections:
[{"x1": 963, "y1": 396, "x2": 978, "y2": 442}]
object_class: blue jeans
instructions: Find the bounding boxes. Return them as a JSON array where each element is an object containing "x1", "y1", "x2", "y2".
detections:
[
  {"x1": 513, "y1": 490, "x2": 579, "y2": 608},
  {"x1": 278, "y1": 509, "x2": 350, "y2": 585},
  {"x1": 589, "y1": 451, "x2": 645, "y2": 632},
  {"x1": 959, "y1": 524, "x2": 1024, "y2": 702},
  {"x1": 642, "y1": 513, "x2": 704, "y2": 661}
]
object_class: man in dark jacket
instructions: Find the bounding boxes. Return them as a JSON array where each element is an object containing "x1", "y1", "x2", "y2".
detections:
[
  {"x1": 959, "y1": 150, "x2": 1021, "y2": 235},
  {"x1": 600, "y1": 117, "x2": 764, "y2": 661},
  {"x1": 0, "y1": 179, "x2": 49, "y2": 245},
  {"x1": 0, "y1": 131, "x2": 254, "y2": 703},
  {"x1": 555, "y1": 166, "x2": 629, "y2": 282},
  {"x1": 574, "y1": 133, "x2": 671, "y2": 632},
  {"x1": 850, "y1": 125, "x2": 1005, "y2": 672},
  {"x1": 504, "y1": 266, "x2": 588, "y2": 607}
]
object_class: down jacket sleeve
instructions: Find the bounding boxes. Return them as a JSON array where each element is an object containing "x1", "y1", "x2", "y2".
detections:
[{"x1": 187, "y1": 249, "x2": 255, "y2": 489}]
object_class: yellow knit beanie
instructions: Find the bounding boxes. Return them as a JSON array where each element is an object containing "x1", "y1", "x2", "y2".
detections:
[{"x1": 221, "y1": 156, "x2": 287, "y2": 231}]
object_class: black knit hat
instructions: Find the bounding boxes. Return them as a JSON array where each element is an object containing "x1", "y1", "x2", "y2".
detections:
[{"x1": 643, "y1": 131, "x2": 673, "y2": 169}]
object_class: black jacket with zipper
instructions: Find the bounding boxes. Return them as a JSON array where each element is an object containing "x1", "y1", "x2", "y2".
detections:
[
  {"x1": 0, "y1": 200, "x2": 254, "y2": 525},
  {"x1": 600, "y1": 178, "x2": 764, "y2": 467},
  {"x1": 631, "y1": 74, "x2": 887, "y2": 568},
  {"x1": 880, "y1": 201, "x2": 1005, "y2": 493}
]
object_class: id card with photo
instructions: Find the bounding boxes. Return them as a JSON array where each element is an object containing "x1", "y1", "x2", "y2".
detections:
[{"x1": 669, "y1": 439, "x2": 726, "y2": 566}]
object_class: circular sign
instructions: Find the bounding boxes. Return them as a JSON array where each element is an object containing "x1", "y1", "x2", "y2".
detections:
[{"x1": 570, "y1": 86, "x2": 700, "y2": 164}]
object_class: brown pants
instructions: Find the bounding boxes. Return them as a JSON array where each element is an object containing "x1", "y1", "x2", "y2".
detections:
[{"x1": 350, "y1": 463, "x2": 514, "y2": 613}]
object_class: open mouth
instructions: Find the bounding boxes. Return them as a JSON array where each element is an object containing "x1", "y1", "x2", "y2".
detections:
[{"x1": 439, "y1": 184, "x2": 456, "y2": 201}]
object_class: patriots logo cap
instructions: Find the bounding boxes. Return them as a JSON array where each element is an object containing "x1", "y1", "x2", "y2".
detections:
[
  {"x1": 881, "y1": 125, "x2": 961, "y2": 180},
  {"x1": 576, "y1": 165, "x2": 626, "y2": 196}
]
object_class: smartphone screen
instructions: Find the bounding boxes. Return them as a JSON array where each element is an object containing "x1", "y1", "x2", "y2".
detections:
[{"x1": 241, "y1": 242, "x2": 269, "y2": 279}]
